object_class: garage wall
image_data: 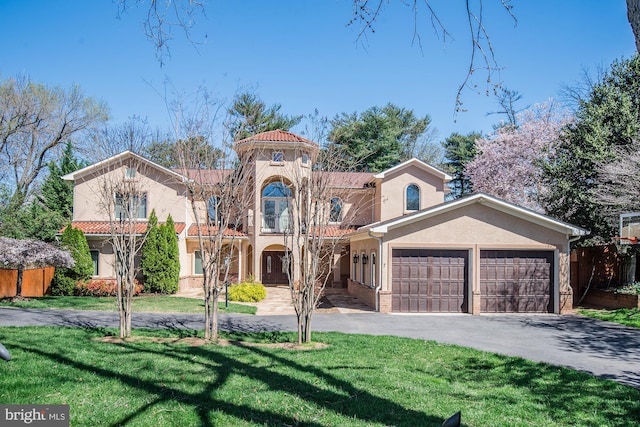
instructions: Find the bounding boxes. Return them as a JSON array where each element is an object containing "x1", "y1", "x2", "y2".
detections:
[{"x1": 378, "y1": 203, "x2": 571, "y2": 314}]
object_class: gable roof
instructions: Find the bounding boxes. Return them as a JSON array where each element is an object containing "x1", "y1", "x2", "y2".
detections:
[
  {"x1": 374, "y1": 158, "x2": 452, "y2": 182},
  {"x1": 62, "y1": 151, "x2": 188, "y2": 183},
  {"x1": 355, "y1": 193, "x2": 589, "y2": 237}
]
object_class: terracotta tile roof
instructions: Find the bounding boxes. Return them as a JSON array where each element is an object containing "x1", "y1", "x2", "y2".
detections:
[
  {"x1": 66, "y1": 221, "x2": 186, "y2": 235},
  {"x1": 235, "y1": 129, "x2": 318, "y2": 146},
  {"x1": 187, "y1": 224, "x2": 247, "y2": 237}
]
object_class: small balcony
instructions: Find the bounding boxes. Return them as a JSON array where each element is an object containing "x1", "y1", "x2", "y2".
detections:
[{"x1": 261, "y1": 213, "x2": 291, "y2": 234}]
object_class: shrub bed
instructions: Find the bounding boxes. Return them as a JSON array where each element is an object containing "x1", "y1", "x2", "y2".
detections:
[
  {"x1": 227, "y1": 282, "x2": 267, "y2": 302},
  {"x1": 75, "y1": 279, "x2": 144, "y2": 297}
]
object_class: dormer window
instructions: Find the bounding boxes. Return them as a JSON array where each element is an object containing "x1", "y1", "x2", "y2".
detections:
[{"x1": 272, "y1": 151, "x2": 284, "y2": 163}]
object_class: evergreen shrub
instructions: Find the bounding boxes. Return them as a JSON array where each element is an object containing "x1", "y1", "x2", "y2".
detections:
[
  {"x1": 141, "y1": 212, "x2": 180, "y2": 294},
  {"x1": 50, "y1": 225, "x2": 93, "y2": 295}
]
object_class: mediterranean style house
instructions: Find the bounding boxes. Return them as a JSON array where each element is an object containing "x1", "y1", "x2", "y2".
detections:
[{"x1": 63, "y1": 129, "x2": 588, "y2": 314}]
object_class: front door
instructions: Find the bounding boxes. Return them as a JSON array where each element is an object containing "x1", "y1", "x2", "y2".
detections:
[{"x1": 262, "y1": 251, "x2": 289, "y2": 285}]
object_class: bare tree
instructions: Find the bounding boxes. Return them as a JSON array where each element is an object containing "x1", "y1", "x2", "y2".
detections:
[
  {"x1": 281, "y1": 144, "x2": 368, "y2": 344},
  {"x1": 177, "y1": 149, "x2": 254, "y2": 341},
  {"x1": 116, "y1": 0, "x2": 207, "y2": 66},
  {"x1": 349, "y1": 1, "x2": 516, "y2": 112},
  {"x1": 169, "y1": 88, "x2": 254, "y2": 342},
  {"x1": 87, "y1": 116, "x2": 161, "y2": 162},
  {"x1": 594, "y1": 143, "x2": 640, "y2": 224},
  {"x1": 628, "y1": 0, "x2": 640, "y2": 52},
  {"x1": 0, "y1": 75, "x2": 108, "y2": 206},
  {"x1": 94, "y1": 155, "x2": 151, "y2": 338}
]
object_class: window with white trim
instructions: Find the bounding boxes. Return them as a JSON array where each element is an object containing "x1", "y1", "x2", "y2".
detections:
[
  {"x1": 406, "y1": 184, "x2": 420, "y2": 211},
  {"x1": 115, "y1": 192, "x2": 147, "y2": 219}
]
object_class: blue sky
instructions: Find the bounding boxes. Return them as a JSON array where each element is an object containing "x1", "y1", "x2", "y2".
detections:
[{"x1": 0, "y1": 1, "x2": 636, "y2": 145}]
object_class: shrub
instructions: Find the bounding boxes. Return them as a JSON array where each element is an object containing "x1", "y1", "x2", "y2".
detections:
[
  {"x1": 614, "y1": 282, "x2": 640, "y2": 295},
  {"x1": 50, "y1": 225, "x2": 93, "y2": 295},
  {"x1": 75, "y1": 279, "x2": 144, "y2": 297},
  {"x1": 227, "y1": 282, "x2": 267, "y2": 302},
  {"x1": 140, "y1": 211, "x2": 180, "y2": 294}
]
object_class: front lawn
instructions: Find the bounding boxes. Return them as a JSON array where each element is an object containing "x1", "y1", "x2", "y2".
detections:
[
  {"x1": 0, "y1": 327, "x2": 638, "y2": 426},
  {"x1": 579, "y1": 308, "x2": 640, "y2": 328},
  {"x1": 0, "y1": 296, "x2": 256, "y2": 315}
]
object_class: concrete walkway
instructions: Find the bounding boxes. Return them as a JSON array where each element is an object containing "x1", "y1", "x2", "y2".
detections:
[
  {"x1": 1, "y1": 287, "x2": 639, "y2": 389},
  {"x1": 175, "y1": 285, "x2": 374, "y2": 315}
]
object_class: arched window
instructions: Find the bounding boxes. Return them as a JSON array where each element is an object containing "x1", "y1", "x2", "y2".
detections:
[
  {"x1": 406, "y1": 184, "x2": 420, "y2": 211},
  {"x1": 262, "y1": 182, "x2": 292, "y2": 232},
  {"x1": 330, "y1": 197, "x2": 343, "y2": 223}
]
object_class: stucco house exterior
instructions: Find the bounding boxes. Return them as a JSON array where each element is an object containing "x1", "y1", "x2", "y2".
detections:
[{"x1": 63, "y1": 129, "x2": 587, "y2": 314}]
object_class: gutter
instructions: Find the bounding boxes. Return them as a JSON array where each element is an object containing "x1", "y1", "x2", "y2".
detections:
[{"x1": 368, "y1": 231, "x2": 383, "y2": 312}]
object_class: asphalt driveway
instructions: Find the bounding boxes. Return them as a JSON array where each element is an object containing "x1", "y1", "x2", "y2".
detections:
[{"x1": 1, "y1": 307, "x2": 639, "y2": 389}]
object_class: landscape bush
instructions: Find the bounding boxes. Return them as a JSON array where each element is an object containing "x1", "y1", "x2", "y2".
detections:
[
  {"x1": 75, "y1": 279, "x2": 144, "y2": 297},
  {"x1": 140, "y1": 211, "x2": 180, "y2": 294},
  {"x1": 227, "y1": 282, "x2": 267, "y2": 302},
  {"x1": 50, "y1": 225, "x2": 93, "y2": 295}
]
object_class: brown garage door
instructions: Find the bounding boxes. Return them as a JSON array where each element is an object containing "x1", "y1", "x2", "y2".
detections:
[
  {"x1": 392, "y1": 249, "x2": 468, "y2": 313},
  {"x1": 480, "y1": 250, "x2": 553, "y2": 313}
]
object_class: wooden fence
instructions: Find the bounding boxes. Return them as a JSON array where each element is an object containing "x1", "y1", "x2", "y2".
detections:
[
  {"x1": 0, "y1": 267, "x2": 55, "y2": 298},
  {"x1": 570, "y1": 245, "x2": 639, "y2": 304}
]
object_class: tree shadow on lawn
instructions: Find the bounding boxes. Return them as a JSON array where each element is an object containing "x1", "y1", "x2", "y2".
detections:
[
  {"x1": 447, "y1": 355, "x2": 640, "y2": 423},
  {"x1": 10, "y1": 331, "x2": 445, "y2": 427}
]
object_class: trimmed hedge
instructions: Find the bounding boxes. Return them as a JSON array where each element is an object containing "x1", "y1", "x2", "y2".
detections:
[{"x1": 227, "y1": 282, "x2": 267, "y2": 302}]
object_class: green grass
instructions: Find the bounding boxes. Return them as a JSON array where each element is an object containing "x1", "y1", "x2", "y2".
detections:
[
  {"x1": 579, "y1": 308, "x2": 640, "y2": 328},
  {"x1": 0, "y1": 296, "x2": 256, "y2": 315},
  {"x1": 0, "y1": 327, "x2": 638, "y2": 426}
]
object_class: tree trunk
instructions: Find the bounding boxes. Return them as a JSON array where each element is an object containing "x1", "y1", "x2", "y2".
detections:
[
  {"x1": 204, "y1": 287, "x2": 211, "y2": 341},
  {"x1": 16, "y1": 268, "x2": 23, "y2": 297},
  {"x1": 211, "y1": 288, "x2": 219, "y2": 342},
  {"x1": 628, "y1": 0, "x2": 640, "y2": 52}
]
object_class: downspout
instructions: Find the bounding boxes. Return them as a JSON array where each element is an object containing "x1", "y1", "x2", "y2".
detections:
[{"x1": 369, "y1": 231, "x2": 383, "y2": 312}]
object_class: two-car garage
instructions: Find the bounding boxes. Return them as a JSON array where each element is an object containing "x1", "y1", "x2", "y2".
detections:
[{"x1": 391, "y1": 248, "x2": 554, "y2": 314}]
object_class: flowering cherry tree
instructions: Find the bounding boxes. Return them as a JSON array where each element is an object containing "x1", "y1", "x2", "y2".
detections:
[
  {"x1": 465, "y1": 102, "x2": 572, "y2": 212},
  {"x1": 0, "y1": 237, "x2": 73, "y2": 297}
]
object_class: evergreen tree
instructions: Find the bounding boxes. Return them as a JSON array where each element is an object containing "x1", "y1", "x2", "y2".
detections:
[
  {"x1": 227, "y1": 92, "x2": 303, "y2": 141},
  {"x1": 39, "y1": 141, "x2": 84, "y2": 221},
  {"x1": 162, "y1": 215, "x2": 180, "y2": 293},
  {"x1": 141, "y1": 211, "x2": 179, "y2": 294},
  {"x1": 441, "y1": 132, "x2": 481, "y2": 199},
  {"x1": 50, "y1": 225, "x2": 93, "y2": 295},
  {"x1": 328, "y1": 103, "x2": 432, "y2": 172},
  {"x1": 542, "y1": 55, "x2": 640, "y2": 245}
]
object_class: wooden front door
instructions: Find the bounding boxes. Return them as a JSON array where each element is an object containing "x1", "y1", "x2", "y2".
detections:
[{"x1": 262, "y1": 251, "x2": 289, "y2": 285}]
